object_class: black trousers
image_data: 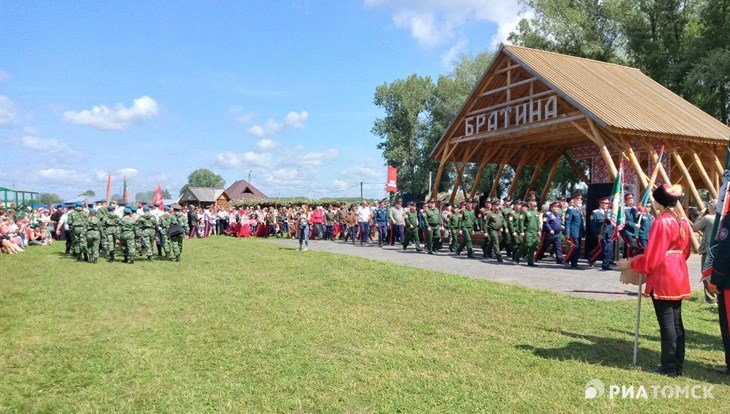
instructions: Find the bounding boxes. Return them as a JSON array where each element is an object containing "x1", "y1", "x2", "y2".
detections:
[
  {"x1": 718, "y1": 289, "x2": 730, "y2": 369},
  {"x1": 652, "y1": 298, "x2": 685, "y2": 374}
]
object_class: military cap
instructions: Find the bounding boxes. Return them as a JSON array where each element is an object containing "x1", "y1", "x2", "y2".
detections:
[
  {"x1": 90, "y1": 208, "x2": 97, "y2": 214},
  {"x1": 527, "y1": 196, "x2": 536, "y2": 201},
  {"x1": 142, "y1": 206, "x2": 150, "y2": 212},
  {"x1": 168, "y1": 205, "x2": 175, "y2": 211},
  {"x1": 153, "y1": 203, "x2": 160, "y2": 207},
  {"x1": 407, "y1": 201, "x2": 415, "y2": 206},
  {"x1": 107, "y1": 205, "x2": 115, "y2": 211},
  {"x1": 549, "y1": 202, "x2": 560, "y2": 208},
  {"x1": 123, "y1": 208, "x2": 131, "y2": 215},
  {"x1": 466, "y1": 198, "x2": 475, "y2": 203},
  {"x1": 173, "y1": 205, "x2": 182, "y2": 211},
  {"x1": 74, "y1": 201, "x2": 82, "y2": 207},
  {"x1": 459, "y1": 202, "x2": 466, "y2": 207},
  {"x1": 427, "y1": 198, "x2": 436, "y2": 203},
  {"x1": 566, "y1": 196, "x2": 573, "y2": 203},
  {"x1": 572, "y1": 194, "x2": 583, "y2": 200},
  {"x1": 599, "y1": 197, "x2": 610, "y2": 203},
  {"x1": 624, "y1": 194, "x2": 634, "y2": 200},
  {"x1": 503, "y1": 197, "x2": 511, "y2": 202},
  {"x1": 130, "y1": 206, "x2": 138, "y2": 212}
]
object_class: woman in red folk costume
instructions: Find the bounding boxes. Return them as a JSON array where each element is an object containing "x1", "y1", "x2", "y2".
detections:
[{"x1": 620, "y1": 184, "x2": 691, "y2": 377}]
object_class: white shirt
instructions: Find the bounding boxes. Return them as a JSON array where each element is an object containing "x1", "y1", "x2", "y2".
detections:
[{"x1": 356, "y1": 206, "x2": 371, "y2": 223}]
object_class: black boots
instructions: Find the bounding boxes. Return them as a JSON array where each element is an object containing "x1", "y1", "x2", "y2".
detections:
[{"x1": 175, "y1": 255, "x2": 180, "y2": 262}]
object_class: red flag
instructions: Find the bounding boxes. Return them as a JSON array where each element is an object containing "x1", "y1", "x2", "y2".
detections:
[
  {"x1": 386, "y1": 167, "x2": 397, "y2": 193},
  {"x1": 123, "y1": 176, "x2": 129, "y2": 203},
  {"x1": 105, "y1": 172, "x2": 112, "y2": 203},
  {"x1": 153, "y1": 184, "x2": 164, "y2": 209}
]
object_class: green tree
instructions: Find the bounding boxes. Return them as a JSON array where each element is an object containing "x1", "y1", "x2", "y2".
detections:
[
  {"x1": 37, "y1": 193, "x2": 62, "y2": 206},
  {"x1": 79, "y1": 189, "x2": 95, "y2": 197},
  {"x1": 135, "y1": 189, "x2": 172, "y2": 203},
  {"x1": 180, "y1": 169, "x2": 225, "y2": 195},
  {"x1": 509, "y1": 0, "x2": 629, "y2": 63},
  {"x1": 372, "y1": 74, "x2": 436, "y2": 194}
]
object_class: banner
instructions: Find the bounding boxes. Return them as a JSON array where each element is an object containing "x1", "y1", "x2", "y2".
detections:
[
  {"x1": 386, "y1": 167, "x2": 397, "y2": 193},
  {"x1": 123, "y1": 176, "x2": 129, "y2": 203},
  {"x1": 702, "y1": 143, "x2": 730, "y2": 278},
  {"x1": 153, "y1": 184, "x2": 164, "y2": 209}
]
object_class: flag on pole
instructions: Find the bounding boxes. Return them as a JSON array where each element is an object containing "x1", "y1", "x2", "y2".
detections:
[
  {"x1": 639, "y1": 145, "x2": 665, "y2": 210},
  {"x1": 702, "y1": 143, "x2": 730, "y2": 278},
  {"x1": 153, "y1": 184, "x2": 164, "y2": 209},
  {"x1": 105, "y1": 173, "x2": 112, "y2": 204},
  {"x1": 610, "y1": 158, "x2": 625, "y2": 240},
  {"x1": 123, "y1": 176, "x2": 129, "y2": 203}
]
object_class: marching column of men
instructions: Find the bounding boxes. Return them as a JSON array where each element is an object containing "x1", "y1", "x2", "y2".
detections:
[
  {"x1": 398, "y1": 192, "x2": 651, "y2": 271},
  {"x1": 65, "y1": 201, "x2": 189, "y2": 264}
]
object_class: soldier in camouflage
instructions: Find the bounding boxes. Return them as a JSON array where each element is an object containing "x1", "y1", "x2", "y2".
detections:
[{"x1": 85, "y1": 209, "x2": 102, "y2": 264}]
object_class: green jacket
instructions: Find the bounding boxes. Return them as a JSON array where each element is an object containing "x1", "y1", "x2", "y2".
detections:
[
  {"x1": 424, "y1": 208, "x2": 441, "y2": 227},
  {"x1": 459, "y1": 209, "x2": 477, "y2": 231},
  {"x1": 404, "y1": 210, "x2": 419, "y2": 229},
  {"x1": 486, "y1": 211, "x2": 505, "y2": 232},
  {"x1": 120, "y1": 216, "x2": 136, "y2": 236}
]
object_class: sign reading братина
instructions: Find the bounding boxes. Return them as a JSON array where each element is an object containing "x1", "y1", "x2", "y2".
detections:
[{"x1": 464, "y1": 95, "x2": 559, "y2": 136}]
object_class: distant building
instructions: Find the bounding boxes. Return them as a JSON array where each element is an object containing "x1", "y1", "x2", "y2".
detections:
[
  {"x1": 223, "y1": 179, "x2": 267, "y2": 208},
  {"x1": 178, "y1": 187, "x2": 226, "y2": 207}
]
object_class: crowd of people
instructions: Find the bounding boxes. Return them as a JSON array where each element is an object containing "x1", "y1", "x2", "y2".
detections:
[{"x1": 0, "y1": 205, "x2": 54, "y2": 254}]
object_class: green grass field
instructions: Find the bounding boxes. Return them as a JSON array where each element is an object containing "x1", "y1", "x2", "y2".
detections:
[{"x1": 1, "y1": 237, "x2": 728, "y2": 413}]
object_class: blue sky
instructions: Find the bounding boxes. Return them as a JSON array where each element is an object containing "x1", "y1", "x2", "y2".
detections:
[{"x1": 0, "y1": 0, "x2": 521, "y2": 200}]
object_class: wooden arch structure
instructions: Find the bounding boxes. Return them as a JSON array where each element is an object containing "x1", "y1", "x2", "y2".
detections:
[{"x1": 431, "y1": 44, "x2": 729, "y2": 249}]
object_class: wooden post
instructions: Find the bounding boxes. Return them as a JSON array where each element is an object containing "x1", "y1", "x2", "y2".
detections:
[
  {"x1": 431, "y1": 141, "x2": 459, "y2": 200},
  {"x1": 470, "y1": 147, "x2": 500, "y2": 199},
  {"x1": 449, "y1": 162, "x2": 466, "y2": 205},
  {"x1": 642, "y1": 140, "x2": 700, "y2": 252},
  {"x1": 523, "y1": 152, "x2": 549, "y2": 199},
  {"x1": 669, "y1": 147, "x2": 704, "y2": 208},
  {"x1": 612, "y1": 135, "x2": 649, "y2": 191},
  {"x1": 563, "y1": 150, "x2": 590, "y2": 185},
  {"x1": 540, "y1": 156, "x2": 561, "y2": 203},
  {"x1": 586, "y1": 118, "x2": 618, "y2": 180},
  {"x1": 489, "y1": 162, "x2": 507, "y2": 198},
  {"x1": 691, "y1": 151, "x2": 718, "y2": 198}
]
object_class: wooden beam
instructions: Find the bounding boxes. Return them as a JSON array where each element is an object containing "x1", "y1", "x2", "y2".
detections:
[
  {"x1": 489, "y1": 162, "x2": 507, "y2": 198},
  {"x1": 669, "y1": 146, "x2": 704, "y2": 208},
  {"x1": 431, "y1": 142, "x2": 452, "y2": 200},
  {"x1": 478, "y1": 77, "x2": 536, "y2": 98},
  {"x1": 540, "y1": 156, "x2": 561, "y2": 203},
  {"x1": 523, "y1": 152, "x2": 550, "y2": 199},
  {"x1": 612, "y1": 134, "x2": 649, "y2": 191},
  {"x1": 584, "y1": 118, "x2": 618, "y2": 180},
  {"x1": 562, "y1": 150, "x2": 590, "y2": 185},
  {"x1": 466, "y1": 91, "x2": 555, "y2": 116},
  {"x1": 449, "y1": 163, "x2": 466, "y2": 205},
  {"x1": 470, "y1": 147, "x2": 501, "y2": 199},
  {"x1": 691, "y1": 151, "x2": 719, "y2": 198}
]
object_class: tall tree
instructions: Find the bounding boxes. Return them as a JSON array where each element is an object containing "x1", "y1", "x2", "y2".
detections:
[
  {"x1": 180, "y1": 169, "x2": 225, "y2": 195},
  {"x1": 79, "y1": 189, "x2": 95, "y2": 197},
  {"x1": 372, "y1": 74, "x2": 436, "y2": 194}
]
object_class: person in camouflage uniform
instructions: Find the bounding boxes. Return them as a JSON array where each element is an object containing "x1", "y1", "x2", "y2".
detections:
[
  {"x1": 159, "y1": 206, "x2": 174, "y2": 259},
  {"x1": 456, "y1": 199, "x2": 477, "y2": 258},
  {"x1": 516, "y1": 196, "x2": 541, "y2": 267},
  {"x1": 102, "y1": 205, "x2": 120, "y2": 262},
  {"x1": 119, "y1": 208, "x2": 136, "y2": 264},
  {"x1": 170, "y1": 205, "x2": 190, "y2": 261},
  {"x1": 423, "y1": 199, "x2": 442, "y2": 255},
  {"x1": 479, "y1": 199, "x2": 493, "y2": 258},
  {"x1": 508, "y1": 202, "x2": 521, "y2": 262},
  {"x1": 402, "y1": 202, "x2": 422, "y2": 252},
  {"x1": 85, "y1": 209, "x2": 102, "y2": 264},
  {"x1": 130, "y1": 205, "x2": 142, "y2": 257},
  {"x1": 485, "y1": 200, "x2": 505, "y2": 262},
  {"x1": 500, "y1": 197, "x2": 513, "y2": 258},
  {"x1": 448, "y1": 203, "x2": 461, "y2": 252},
  {"x1": 67, "y1": 201, "x2": 88, "y2": 261},
  {"x1": 140, "y1": 206, "x2": 157, "y2": 261}
]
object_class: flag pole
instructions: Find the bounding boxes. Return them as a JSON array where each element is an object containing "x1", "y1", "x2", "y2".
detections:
[{"x1": 633, "y1": 280, "x2": 642, "y2": 366}]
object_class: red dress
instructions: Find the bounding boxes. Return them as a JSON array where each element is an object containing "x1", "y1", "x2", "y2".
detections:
[{"x1": 630, "y1": 212, "x2": 692, "y2": 300}]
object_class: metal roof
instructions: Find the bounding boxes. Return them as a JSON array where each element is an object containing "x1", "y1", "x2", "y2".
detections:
[{"x1": 503, "y1": 44, "x2": 730, "y2": 141}]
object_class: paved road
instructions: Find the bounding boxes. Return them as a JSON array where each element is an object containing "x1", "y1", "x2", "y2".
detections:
[{"x1": 269, "y1": 238, "x2": 705, "y2": 301}]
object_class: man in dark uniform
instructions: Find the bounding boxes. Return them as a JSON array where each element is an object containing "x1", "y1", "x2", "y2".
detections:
[
  {"x1": 456, "y1": 199, "x2": 477, "y2": 258},
  {"x1": 591, "y1": 198, "x2": 615, "y2": 270},
  {"x1": 480, "y1": 199, "x2": 494, "y2": 258},
  {"x1": 500, "y1": 197, "x2": 513, "y2": 258},
  {"x1": 620, "y1": 193, "x2": 640, "y2": 258},
  {"x1": 637, "y1": 201, "x2": 654, "y2": 253},
  {"x1": 563, "y1": 195, "x2": 585, "y2": 269},
  {"x1": 423, "y1": 199, "x2": 442, "y2": 255},
  {"x1": 707, "y1": 212, "x2": 730, "y2": 375},
  {"x1": 535, "y1": 201, "x2": 563, "y2": 263}
]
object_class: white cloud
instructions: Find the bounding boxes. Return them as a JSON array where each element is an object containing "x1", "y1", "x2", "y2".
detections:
[
  {"x1": 0, "y1": 70, "x2": 9, "y2": 81},
  {"x1": 230, "y1": 105, "x2": 255, "y2": 124},
  {"x1": 442, "y1": 36, "x2": 469, "y2": 67},
  {"x1": 117, "y1": 168, "x2": 139, "y2": 178},
  {"x1": 365, "y1": 0, "x2": 523, "y2": 48},
  {"x1": 256, "y1": 138, "x2": 277, "y2": 151},
  {"x1": 247, "y1": 110, "x2": 309, "y2": 138},
  {"x1": 215, "y1": 151, "x2": 273, "y2": 169},
  {"x1": 333, "y1": 179, "x2": 349, "y2": 190},
  {"x1": 37, "y1": 168, "x2": 91, "y2": 184},
  {"x1": 20, "y1": 135, "x2": 81, "y2": 159},
  {"x1": 0, "y1": 95, "x2": 19, "y2": 125},
  {"x1": 63, "y1": 95, "x2": 159, "y2": 130}
]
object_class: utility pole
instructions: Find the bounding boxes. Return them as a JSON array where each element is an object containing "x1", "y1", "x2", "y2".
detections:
[
  {"x1": 428, "y1": 171, "x2": 432, "y2": 196},
  {"x1": 360, "y1": 181, "x2": 364, "y2": 200},
  {"x1": 248, "y1": 170, "x2": 253, "y2": 182}
]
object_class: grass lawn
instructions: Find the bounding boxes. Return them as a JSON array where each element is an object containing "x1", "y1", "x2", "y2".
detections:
[{"x1": 1, "y1": 237, "x2": 728, "y2": 413}]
